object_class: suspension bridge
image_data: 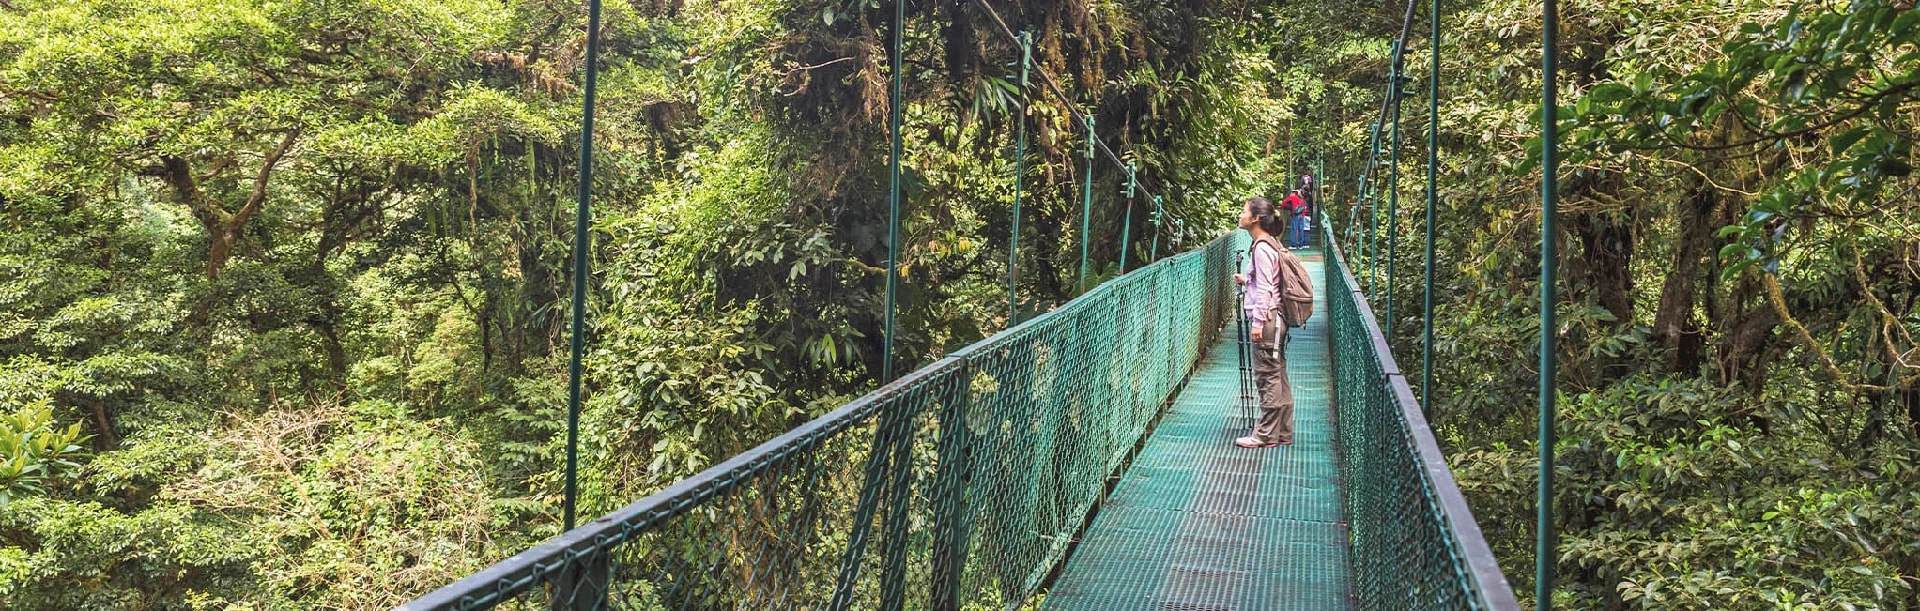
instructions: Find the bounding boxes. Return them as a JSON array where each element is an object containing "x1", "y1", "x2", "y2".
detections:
[
  {"x1": 397, "y1": 0, "x2": 1575, "y2": 604},
  {"x1": 398, "y1": 226, "x2": 1516, "y2": 610}
]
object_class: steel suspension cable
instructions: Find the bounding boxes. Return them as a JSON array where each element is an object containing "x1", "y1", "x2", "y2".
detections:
[
  {"x1": 1386, "y1": 58, "x2": 1404, "y2": 339},
  {"x1": 1352, "y1": 81, "x2": 1381, "y2": 272},
  {"x1": 1421, "y1": 0, "x2": 1440, "y2": 418},
  {"x1": 1354, "y1": 86, "x2": 1386, "y2": 285},
  {"x1": 1315, "y1": 151, "x2": 1325, "y2": 246},
  {"x1": 1367, "y1": 74, "x2": 1388, "y2": 295},
  {"x1": 1359, "y1": 77, "x2": 1394, "y2": 294}
]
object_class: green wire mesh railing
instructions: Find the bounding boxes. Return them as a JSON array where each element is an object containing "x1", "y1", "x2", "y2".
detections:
[
  {"x1": 400, "y1": 234, "x2": 1239, "y2": 611},
  {"x1": 1323, "y1": 217, "x2": 1518, "y2": 610}
]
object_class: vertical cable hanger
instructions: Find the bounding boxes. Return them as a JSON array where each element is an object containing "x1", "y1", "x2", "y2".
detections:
[
  {"x1": 561, "y1": 0, "x2": 606, "y2": 533},
  {"x1": 1150, "y1": 195, "x2": 1165, "y2": 262},
  {"x1": 1537, "y1": 0, "x2": 1562, "y2": 606},
  {"x1": 966, "y1": 0, "x2": 1184, "y2": 249},
  {"x1": 1350, "y1": 0, "x2": 1421, "y2": 301},
  {"x1": 1077, "y1": 114, "x2": 1097, "y2": 293},
  {"x1": 1007, "y1": 31, "x2": 1033, "y2": 325},
  {"x1": 1121, "y1": 160, "x2": 1137, "y2": 272},
  {"x1": 1421, "y1": 0, "x2": 1441, "y2": 418},
  {"x1": 881, "y1": 0, "x2": 906, "y2": 381},
  {"x1": 1386, "y1": 54, "x2": 1406, "y2": 340}
]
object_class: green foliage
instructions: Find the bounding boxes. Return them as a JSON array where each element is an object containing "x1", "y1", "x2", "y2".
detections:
[
  {"x1": 0, "y1": 0, "x2": 1285, "y2": 606},
  {"x1": 1270, "y1": 0, "x2": 1920, "y2": 607},
  {"x1": 1268, "y1": 0, "x2": 1920, "y2": 606},
  {"x1": 0, "y1": 401, "x2": 88, "y2": 507},
  {"x1": 0, "y1": 403, "x2": 515, "y2": 608},
  {"x1": 1454, "y1": 376, "x2": 1920, "y2": 607}
]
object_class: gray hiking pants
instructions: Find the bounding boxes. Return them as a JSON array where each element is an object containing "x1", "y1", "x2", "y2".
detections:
[{"x1": 1252, "y1": 315, "x2": 1294, "y2": 444}]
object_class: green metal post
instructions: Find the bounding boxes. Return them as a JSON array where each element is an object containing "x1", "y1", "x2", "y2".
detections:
[
  {"x1": 1362, "y1": 192, "x2": 1371, "y2": 288},
  {"x1": 1364, "y1": 129, "x2": 1376, "y2": 276},
  {"x1": 1349, "y1": 176, "x2": 1363, "y2": 250},
  {"x1": 1357, "y1": 187, "x2": 1368, "y2": 278},
  {"x1": 881, "y1": 0, "x2": 905, "y2": 381},
  {"x1": 878, "y1": 0, "x2": 912, "y2": 591},
  {"x1": 1367, "y1": 187, "x2": 1377, "y2": 297},
  {"x1": 828, "y1": 404, "x2": 911, "y2": 608},
  {"x1": 1315, "y1": 153, "x2": 1325, "y2": 247},
  {"x1": 1387, "y1": 68, "x2": 1403, "y2": 338},
  {"x1": 1351, "y1": 180, "x2": 1363, "y2": 248},
  {"x1": 1363, "y1": 74, "x2": 1391, "y2": 296},
  {"x1": 1150, "y1": 196, "x2": 1164, "y2": 262},
  {"x1": 1422, "y1": 0, "x2": 1440, "y2": 417},
  {"x1": 1008, "y1": 32, "x2": 1032, "y2": 325},
  {"x1": 1368, "y1": 55, "x2": 1391, "y2": 297},
  {"x1": 1077, "y1": 114, "x2": 1095, "y2": 293},
  {"x1": 550, "y1": 551, "x2": 610, "y2": 611},
  {"x1": 1538, "y1": 0, "x2": 1561, "y2": 606},
  {"x1": 928, "y1": 361, "x2": 975, "y2": 610},
  {"x1": 562, "y1": 0, "x2": 605, "y2": 534},
  {"x1": 1287, "y1": 120, "x2": 1295, "y2": 185},
  {"x1": 1120, "y1": 161, "x2": 1136, "y2": 272}
]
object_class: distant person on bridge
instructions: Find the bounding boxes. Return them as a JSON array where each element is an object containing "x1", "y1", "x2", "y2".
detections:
[
  {"x1": 1298, "y1": 173, "x2": 1315, "y2": 244},
  {"x1": 1281, "y1": 190, "x2": 1309, "y2": 248},
  {"x1": 1232, "y1": 197, "x2": 1296, "y2": 448}
]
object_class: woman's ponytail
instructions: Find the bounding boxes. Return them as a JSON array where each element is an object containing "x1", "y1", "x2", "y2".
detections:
[{"x1": 1246, "y1": 197, "x2": 1285, "y2": 237}]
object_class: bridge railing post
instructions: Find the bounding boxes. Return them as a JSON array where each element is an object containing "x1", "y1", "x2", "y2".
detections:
[
  {"x1": 548, "y1": 546, "x2": 610, "y2": 611},
  {"x1": 876, "y1": 412, "x2": 918, "y2": 611},
  {"x1": 929, "y1": 357, "x2": 975, "y2": 611},
  {"x1": 828, "y1": 395, "x2": 914, "y2": 608}
]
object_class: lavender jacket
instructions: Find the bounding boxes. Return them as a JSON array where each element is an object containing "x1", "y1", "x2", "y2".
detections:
[{"x1": 1243, "y1": 237, "x2": 1283, "y2": 326}]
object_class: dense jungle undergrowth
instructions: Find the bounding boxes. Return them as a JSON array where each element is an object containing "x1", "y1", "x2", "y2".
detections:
[{"x1": 0, "y1": 0, "x2": 1915, "y2": 608}]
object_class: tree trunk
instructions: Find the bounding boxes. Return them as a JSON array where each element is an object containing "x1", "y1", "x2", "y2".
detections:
[
  {"x1": 85, "y1": 397, "x2": 118, "y2": 451},
  {"x1": 156, "y1": 130, "x2": 300, "y2": 278},
  {"x1": 1905, "y1": 382, "x2": 1920, "y2": 440},
  {"x1": 1716, "y1": 276, "x2": 1779, "y2": 393},
  {"x1": 316, "y1": 289, "x2": 349, "y2": 382},
  {"x1": 1652, "y1": 178, "x2": 1718, "y2": 375},
  {"x1": 1571, "y1": 210, "x2": 1634, "y2": 326}
]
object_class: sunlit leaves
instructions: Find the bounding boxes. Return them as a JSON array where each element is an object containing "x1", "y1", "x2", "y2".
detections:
[{"x1": 0, "y1": 401, "x2": 89, "y2": 508}]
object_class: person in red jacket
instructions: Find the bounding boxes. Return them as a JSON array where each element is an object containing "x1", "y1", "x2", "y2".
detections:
[
  {"x1": 1299, "y1": 174, "x2": 1315, "y2": 243},
  {"x1": 1281, "y1": 190, "x2": 1308, "y2": 247}
]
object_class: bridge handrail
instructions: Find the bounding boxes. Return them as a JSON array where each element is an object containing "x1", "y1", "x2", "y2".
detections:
[
  {"x1": 1323, "y1": 213, "x2": 1519, "y2": 610},
  {"x1": 397, "y1": 353, "x2": 966, "y2": 610},
  {"x1": 401, "y1": 233, "x2": 1240, "y2": 610}
]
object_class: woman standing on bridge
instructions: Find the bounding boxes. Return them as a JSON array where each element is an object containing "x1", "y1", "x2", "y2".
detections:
[{"x1": 1233, "y1": 197, "x2": 1296, "y2": 448}]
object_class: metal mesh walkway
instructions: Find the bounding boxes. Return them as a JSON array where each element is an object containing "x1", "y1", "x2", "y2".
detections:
[
  {"x1": 403, "y1": 234, "x2": 1518, "y2": 610},
  {"x1": 1042, "y1": 252, "x2": 1355, "y2": 611}
]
